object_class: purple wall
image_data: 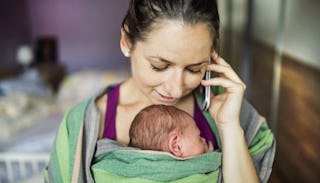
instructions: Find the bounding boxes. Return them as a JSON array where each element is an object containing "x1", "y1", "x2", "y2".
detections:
[
  {"x1": 0, "y1": 1, "x2": 31, "y2": 67},
  {"x1": 27, "y1": 0, "x2": 130, "y2": 73}
]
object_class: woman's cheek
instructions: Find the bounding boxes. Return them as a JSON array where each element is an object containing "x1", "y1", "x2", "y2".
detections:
[
  {"x1": 131, "y1": 59, "x2": 160, "y2": 85},
  {"x1": 185, "y1": 73, "x2": 203, "y2": 89}
]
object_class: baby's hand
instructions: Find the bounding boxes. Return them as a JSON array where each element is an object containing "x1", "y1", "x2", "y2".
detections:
[{"x1": 207, "y1": 141, "x2": 214, "y2": 152}]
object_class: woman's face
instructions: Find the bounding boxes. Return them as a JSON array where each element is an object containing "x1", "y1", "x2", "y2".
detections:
[{"x1": 127, "y1": 20, "x2": 213, "y2": 105}]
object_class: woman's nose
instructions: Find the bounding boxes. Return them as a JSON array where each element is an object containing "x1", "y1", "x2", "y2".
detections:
[{"x1": 165, "y1": 71, "x2": 184, "y2": 98}]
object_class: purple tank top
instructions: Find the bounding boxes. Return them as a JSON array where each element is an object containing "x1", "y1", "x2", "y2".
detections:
[{"x1": 103, "y1": 84, "x2": 217, "y2": 149}]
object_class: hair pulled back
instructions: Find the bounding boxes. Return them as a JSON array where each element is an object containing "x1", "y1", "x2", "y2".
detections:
[{"x1": 122, "y1": 0, "x2": 220, "y2": 50}]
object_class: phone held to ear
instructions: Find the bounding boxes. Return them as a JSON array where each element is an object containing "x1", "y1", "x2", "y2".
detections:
[{"x1": 201, "y1": 57, "x2": 211, "y2": 111}]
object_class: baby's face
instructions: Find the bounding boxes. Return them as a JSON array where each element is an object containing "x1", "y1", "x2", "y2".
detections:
[{"x1": 180, "y1": 120, "x2": 213, "y2": 157}]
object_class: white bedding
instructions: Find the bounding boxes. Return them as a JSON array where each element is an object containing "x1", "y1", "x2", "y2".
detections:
[
  {"x1": 0, "y1": 93, "x2": 59, "y2": 140},
  {"x1": 0, "y1": 68, "x2": 128, "y2": 182},
  {"x1": 17, "y1": 173, "x2": 44, "y2": 183},
  {"x1": 0, "y1": 98, "x2": 61, "y2": 183}
]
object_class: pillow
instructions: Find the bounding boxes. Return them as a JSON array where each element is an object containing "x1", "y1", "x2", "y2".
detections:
[{"x1": 57, "y1": 69, "x2": 129, "y2": 113}]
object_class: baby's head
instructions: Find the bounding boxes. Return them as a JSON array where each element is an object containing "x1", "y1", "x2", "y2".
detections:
[{"x1": 129, "y1": 105, "x2": 213, "y2": 158}]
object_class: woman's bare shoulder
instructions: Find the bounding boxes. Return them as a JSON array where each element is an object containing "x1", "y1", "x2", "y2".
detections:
[
  {"x1": 95, "y1": 93, "x2": 108, "y2": 139},
  {"x1": 96, "y1": 93, "x2": 107, "y2": 111}
]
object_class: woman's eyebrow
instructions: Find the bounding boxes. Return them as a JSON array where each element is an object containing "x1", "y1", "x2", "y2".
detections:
[
  {"x1": 188, "y1": 61, "x2": 208, "y2": 67},
  {"x1": 149, "y1": 56, "x2": 208, "y2": 66},
  {"x1": 148, "y1": 56, "x2": 172, "y2": 63}
]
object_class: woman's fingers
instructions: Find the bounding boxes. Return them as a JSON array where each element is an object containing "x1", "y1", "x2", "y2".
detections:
[
  {"x1": 201, "y1": 77, "x2": 246, "y2": 94},
  {"x1": 211, "y1": 52, "x2": 230, "y2": 67},
  {"x1": 209, "y1": 52, "x2": 244, "y2": 85},
  {"x1": 207, "y1": 64, "x2": 243, "y2": 84}
]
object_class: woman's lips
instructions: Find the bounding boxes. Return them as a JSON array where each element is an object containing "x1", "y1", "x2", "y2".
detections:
[{"x1": 156, "y1": 91, "x2": 178, "y2": 104}]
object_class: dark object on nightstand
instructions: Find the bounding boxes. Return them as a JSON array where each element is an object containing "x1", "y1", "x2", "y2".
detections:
[
  {"x1": 34, "y1": 37, "x2": 58, "y2": 65},
  {"x1": 34, "y1": 37, "x2": 64, "y2": 92},
  {"x1": 1, "y1": 36, "x2": 64, "y2": 93},
  {"x1": 36, "y1": 63, "x2": 66, "y2": 92}
]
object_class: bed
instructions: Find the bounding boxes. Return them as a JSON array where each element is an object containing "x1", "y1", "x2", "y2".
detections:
[{"x1": 0, "y1": 66, "x2": 128, "y2": 183}]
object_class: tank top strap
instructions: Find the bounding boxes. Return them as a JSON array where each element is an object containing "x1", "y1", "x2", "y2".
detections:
[
  {"x1": 193, "y1": 95, "x2": 218, "y2": 149},
  {"x1": 102, "y1": 84, "x2": 121, "y2": 139}
]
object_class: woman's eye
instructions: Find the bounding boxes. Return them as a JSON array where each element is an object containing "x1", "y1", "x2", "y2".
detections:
[
  {"x1": 187, "y1": 69, "x2": 201, "y2": 74},
  {"x1": 151, "y1": 65, "x2": 168, "y2": 72}
]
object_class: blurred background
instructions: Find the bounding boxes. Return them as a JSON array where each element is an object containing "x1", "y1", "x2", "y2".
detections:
[
  {"x1": 0, "y1": 0, "x2": 319, "y2": 182},
  {"x1": 218, "y1": 1, "x2": 320, "y2": 183}
]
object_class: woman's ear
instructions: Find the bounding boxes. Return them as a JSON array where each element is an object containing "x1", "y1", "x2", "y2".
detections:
[
  {"x1": 120, "y1": 27, "x2": 132, "y2": 57},
  {"x1": 168, "y1": 132, "x2": 183, "y2": 157}
]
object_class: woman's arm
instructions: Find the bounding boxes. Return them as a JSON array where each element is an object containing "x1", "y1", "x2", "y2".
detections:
[
  {"x1": 202, "y1": 52, "x2": 259, "y2": 183},
  {"x1": 219, "y1": 123, "x2": 259, "y2": 183}
]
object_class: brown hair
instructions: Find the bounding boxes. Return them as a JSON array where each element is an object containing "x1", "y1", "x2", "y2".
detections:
[
  {"x1": 129, "y1": 105, "x2": 193, "y2": 151},
  {"x1": 122, "y1": 0, "x2": 220, "y2": 51}
]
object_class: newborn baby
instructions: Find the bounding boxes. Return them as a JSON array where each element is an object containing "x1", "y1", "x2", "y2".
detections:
[{"x1": 129, "y1": 105, "x2": 213, "y2": 158}]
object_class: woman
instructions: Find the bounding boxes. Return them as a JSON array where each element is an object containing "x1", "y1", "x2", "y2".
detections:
[{"x1": 46, "y1": 0, "x2": 275, "y2": 182}]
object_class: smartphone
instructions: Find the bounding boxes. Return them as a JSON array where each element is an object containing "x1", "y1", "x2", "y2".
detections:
[{"x1": 201, "y1": 57, "x2": 211, "y2": 111}]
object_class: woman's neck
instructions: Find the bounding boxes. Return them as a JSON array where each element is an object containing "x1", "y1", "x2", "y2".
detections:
[
  {"x1": 119, "y1": 77, "x2": 152, "y2": 107},
  {"x1": 119, "y1": 77, "x2": 195, "y2": 117}
]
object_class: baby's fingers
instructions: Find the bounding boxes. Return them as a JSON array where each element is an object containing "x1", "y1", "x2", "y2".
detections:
[{"x1": 207, "y1": 141, "x2": 214, "y2": 152}]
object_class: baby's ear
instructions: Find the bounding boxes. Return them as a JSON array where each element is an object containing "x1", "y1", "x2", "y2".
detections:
[{"x1": 168, "y1": 132, "x2": 183, "y2": 157}]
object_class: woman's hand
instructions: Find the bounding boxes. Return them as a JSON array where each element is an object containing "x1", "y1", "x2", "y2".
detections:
[
  {"x1": 201, "y1": 52, "x2": 246, "y2": 129},
  {"x1": 202, "y1": 53, "x2": 259, "y2": 183}
]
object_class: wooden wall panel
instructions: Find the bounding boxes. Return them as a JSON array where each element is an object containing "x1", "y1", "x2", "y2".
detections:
[
  {"x1": 276, "y1": 56, "x2": 320, "y2": 183},
  {"x1": 250, "y1": 41, "x2": 275, "y2": 120},
  {"x1": 248, "y1": 40, "x2": 320, "y2": 182}
]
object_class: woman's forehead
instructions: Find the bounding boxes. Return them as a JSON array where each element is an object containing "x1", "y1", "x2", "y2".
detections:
[{"x1": 136, "y1": 20, "x2": 213, "y2": 63}]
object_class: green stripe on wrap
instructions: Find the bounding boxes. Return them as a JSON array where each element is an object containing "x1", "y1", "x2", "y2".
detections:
[
  {"x1": 65, "y1": 99, "x2": 90, "y2": 180},
  {"x1": 92, "y1": 150, "x2": 221, "y2": 182},
  {"x1": 46, "y1": 133, "x2": 63, "y2": 182},
  {"x1": 92, "y1": 168, "x2": 219, "y2": 183},
  {"x1": 249, "y1": 122, "x2": 274, "y2": 156},
  {"x1": 48, "y1": 99, "x2": 90, "y2": 182},
  {"x1": 55, "y1": 114, "x2": 71, "y2": 182}
]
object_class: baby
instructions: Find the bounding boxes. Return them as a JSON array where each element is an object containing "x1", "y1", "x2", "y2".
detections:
[{"x1": 129, "y1": 105, "x2": 213, "y2": 158}]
